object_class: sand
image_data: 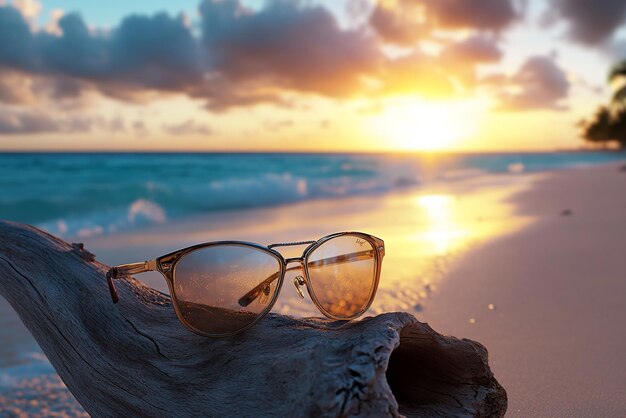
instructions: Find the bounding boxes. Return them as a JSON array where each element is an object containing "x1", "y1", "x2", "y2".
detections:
[
  {"x1": 421, "y1": 163, "x2": 626, "y2": 417},
  {"x1": 1, "y1": 163, "x2": 625, "y2": 416}
]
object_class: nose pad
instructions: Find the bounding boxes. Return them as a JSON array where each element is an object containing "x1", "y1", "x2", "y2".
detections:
[
  {"x1": 292, "y1": 275, "x2": 306, "y2": 299},
  {"x1": 259, "y1": 283, "x2": 271, "y2": 305}
]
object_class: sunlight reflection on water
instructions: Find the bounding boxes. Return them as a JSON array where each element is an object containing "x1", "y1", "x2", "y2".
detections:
[
  {"x1": 83, "y1": 176, "x2": 534, "y2": 319},
  {"x1": 0, "y1": 173, "x2": 537, "y2": 416},
  {"x1": 365, "y1": 181, "x2": 533, "y2": 316}
]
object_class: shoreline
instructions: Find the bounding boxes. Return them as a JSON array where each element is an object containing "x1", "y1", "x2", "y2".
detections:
[
  {"x1": 1, "y1": 162, "x2": 624, "y2": 415},
  {"x1": 1, "y1": 166, "x2": 536, "y2": 363},
  {"x1": 421, "y1": 162, "x2": 626, "y2": 417},
  {"x1": 83, "y1": 169, "x2": 537, "y2": 314}
]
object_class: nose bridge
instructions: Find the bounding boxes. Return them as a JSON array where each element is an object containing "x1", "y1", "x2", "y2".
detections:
[
  {"x1": 285, "y1": 257, "x2": 304, "y2": 267},
  {"x1": 285, "y1": 258, "x2": 307, "y2": 300}
]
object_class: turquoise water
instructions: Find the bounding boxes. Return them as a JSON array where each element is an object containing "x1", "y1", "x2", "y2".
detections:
[
  {"x1": 0, "y1": 151, "x2": 624, "y2": 237},
  {"x1": 0, "y1": 150, "x2": 625, "y2": 414}
]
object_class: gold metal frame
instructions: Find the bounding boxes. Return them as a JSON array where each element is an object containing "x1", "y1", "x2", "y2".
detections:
[{"x1": 107, "y1": 232, "x2": 385, "y2": 337}]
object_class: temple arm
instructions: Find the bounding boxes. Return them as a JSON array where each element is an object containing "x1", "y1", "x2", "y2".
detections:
[
  {"x1": 238, "y1": 250, "x2": 374, "y2": 307},
  {"x1": 106, "y1": 260, "x2": 156, "y2": 303}
]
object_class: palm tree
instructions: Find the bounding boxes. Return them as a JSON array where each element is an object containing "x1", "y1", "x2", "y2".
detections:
[
  {"x1": 608, "y1": 61, "x2": 626, "y2": 108},
  {"x1": 580, "y1": 60, "x2": 626, "y2": 148}
]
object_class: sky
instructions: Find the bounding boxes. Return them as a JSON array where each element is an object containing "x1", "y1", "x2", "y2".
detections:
[{"x1": 0, "y1": 0, "x2": 625, "y2": 152}]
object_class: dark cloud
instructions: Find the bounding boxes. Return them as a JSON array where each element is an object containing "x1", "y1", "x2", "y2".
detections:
[
  {"x1": 438, "y1": 35, "x2": 503, "y2": 86},
  {"x1": 548, "y1": 0, "x2": 626, "y2": 45},
  {"x1": 0, "y1": 6, "x2": 203, "y2": 96},
  {"x1": 442, "y1": 35, "x2": 503, "y2": 64},
  {"x1": 0, "y1": 0, "x2": 521, "y2": 126},
  {"x1": 369, "y1": 2, "x2": 424, "y2": 45},
  {"x1": 0, "y1": 1, "x2": 383, "y2": 112},
  {"x1": 487, "y1": 54, "x2": 570, "y2": 111},
  {"x1": 370, "y1": 0, "x2": 519, "y2": 45},
  {"x1": 0, "y1": 110, "x2": 59, "y2": 134},
  {"x1": 428, "y1": 0, "x2": 519, "y2": 30},
  {"x1": 200, "y1": 0, "x2": 380, "y2": 97},
  {"x1": 0, "y1": 6, "x2": 39, "y2": 70},
  {"x1": 162, "y1": 119, "x2": 212, "y2": 135},
  {"x1": 44, "y1": 77, "x2": 85, "y2": 100}
]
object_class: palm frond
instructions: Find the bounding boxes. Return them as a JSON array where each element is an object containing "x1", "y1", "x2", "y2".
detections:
[
  {"x1": 612, "y1": 86, "x2": 626, "y2": 105},
  {"x1": 608, "y1": 60, "x2": 626, "y2": 82}
]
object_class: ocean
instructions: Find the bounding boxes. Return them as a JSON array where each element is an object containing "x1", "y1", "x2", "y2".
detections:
[
  {"x1": 1, "y1": 150, "x2": 626, "y2": 415},
  {"x1": 1, "y1": 151, "x2": 624, "y2": 239}
]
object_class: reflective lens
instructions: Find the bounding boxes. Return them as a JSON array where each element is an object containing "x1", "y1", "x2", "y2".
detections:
[
  {"x1": 173, "y1": 245, "x2": 282, "y2": 336},
  {"x1": 306, "y1": 234, "x2": 377, "y2": 318}
]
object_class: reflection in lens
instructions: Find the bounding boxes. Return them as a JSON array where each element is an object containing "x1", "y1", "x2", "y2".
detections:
[
  {"x1": 173, "y1": 245, "x2": 281, "y2": 336},
  {"x1": 306, "y1": 235, "x2": 377, "y2": 318}
]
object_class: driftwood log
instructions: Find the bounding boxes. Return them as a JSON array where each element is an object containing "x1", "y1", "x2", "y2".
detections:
[{"x1": 0, "y1": 220, "x2": 506, "y2": 417}]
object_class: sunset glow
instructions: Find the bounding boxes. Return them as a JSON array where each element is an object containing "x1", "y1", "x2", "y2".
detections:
[
  {"x1": 0, "y1": 0, "x2": 623, "y2": 152},
  {"x1": 366, "y1": 99, "x2": 484, "y2": 151}
]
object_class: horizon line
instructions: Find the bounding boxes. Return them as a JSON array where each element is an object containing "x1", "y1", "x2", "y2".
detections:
[{"x1": 0, "y1": 147, "x2": 618, "y2": 155}]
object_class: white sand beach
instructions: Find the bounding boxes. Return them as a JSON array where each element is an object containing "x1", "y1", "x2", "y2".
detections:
[
  {"x1": 1, "y1": 162, "x2": 625, "y2": 416},
  {"x1": 422, "y1": 163, "x2": 626, "y2": 417}
]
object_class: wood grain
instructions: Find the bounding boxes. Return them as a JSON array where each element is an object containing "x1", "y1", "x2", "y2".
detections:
[{"x1": 0, "y1": 220, "x2": 506, "y2": 417}]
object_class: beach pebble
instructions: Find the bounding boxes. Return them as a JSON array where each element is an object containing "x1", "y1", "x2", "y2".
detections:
[
  {"x1": 469, "y1": 318, "x2": 476, "y2": 324},
  {"x1": 561, "y1": 209, "x2": 573, "y2": 216},
  {"x1": 488, "y1": 303, "x2": 496, "y2": 311}
]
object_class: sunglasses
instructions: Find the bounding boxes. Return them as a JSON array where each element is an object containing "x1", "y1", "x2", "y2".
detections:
[{"x1": 107, "y1": 232, "x2": 385, "y2": 337}]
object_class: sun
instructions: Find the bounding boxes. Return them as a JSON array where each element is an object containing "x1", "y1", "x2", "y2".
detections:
[{"x1": 365, "y1": 98, "x2": 483, "y2": 151}]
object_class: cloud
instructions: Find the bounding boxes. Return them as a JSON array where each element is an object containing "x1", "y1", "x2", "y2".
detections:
[
  {"x1": 48, "y1": 12, "x2": 203, "y2": 91},
  {"x1": 428, "y1": 0, "x2": 519, "y2": 30},
  {"x1": 0, "y1": 109, "x2": 58, "y2": 134},
  {"x1": 441, "y1": 35, "x2": 503, "y2": 64},
  {"x1": 0, "y1": 108, "x2": 139, "y2": 134},
  {"x1": 132, "y1": 120, "x2": 148, "y2": 136},
  {"x1": 199, "y1": 0, "x2": 380, "y2": 98},
  {"x1": 370, "y1": 0, "x2": 520, "y2": 45},
  {"x1": 547, "y1": 0, "x2": 626, "y2": 45},
  {"x1": 96, "y1": 116, "x2": 125, "y2": 133},
  {"x1": 611, "y1": 39, "x2": 626, "y2": 61},
  {"x1": 0, "y1": 70, "x2": 36, "y2": 104},
  {"x1": 12, "y1": 0, "x2": 41, "y2": 25},
  {"x1": 486, "y1": 54, "x2": 570, "y2": 111},
  {"x1": 437, "y1": 35, "x2": 504, "y2": 86},
  {"x1": 0, "y1": 0, "x2": 521, "y2": 127},
  {"x1": 0, "y1": 6, "x2": 39, "y2": 70},
  {"x1": 369, "y1": 1, "x2": 425, "y2": 45},
  {"x1": 0, "y1": 6, "x2": 204, "y2": 94},
  {"x1": 162, "y1": 119, "x2": 212, "y2": 135},
  {"x1": 0, "y1": 1, "x2": 384, "y2": 112}
]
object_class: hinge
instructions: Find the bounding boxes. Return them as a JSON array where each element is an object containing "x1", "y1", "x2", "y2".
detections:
[{"x1": 146, "y1": 259, "x2": 157, "y2": 271}]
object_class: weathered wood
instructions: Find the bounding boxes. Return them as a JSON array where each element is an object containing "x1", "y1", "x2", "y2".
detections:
[{"x1": 0, "y1": 220, "x2": 506, "y2": 417}]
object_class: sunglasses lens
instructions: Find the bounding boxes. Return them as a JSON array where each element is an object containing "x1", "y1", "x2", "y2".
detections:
[
  {"x1": 173, "y1": 245, "x2": 282, "y2": 336},
  {"x1": 306, "y1": 234, "x2": 378, "y2": 318}
]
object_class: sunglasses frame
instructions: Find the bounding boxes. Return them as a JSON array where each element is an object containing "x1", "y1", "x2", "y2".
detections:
[{"x1": 107, "y1": 231, "x2": 385, "y2": 338}]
